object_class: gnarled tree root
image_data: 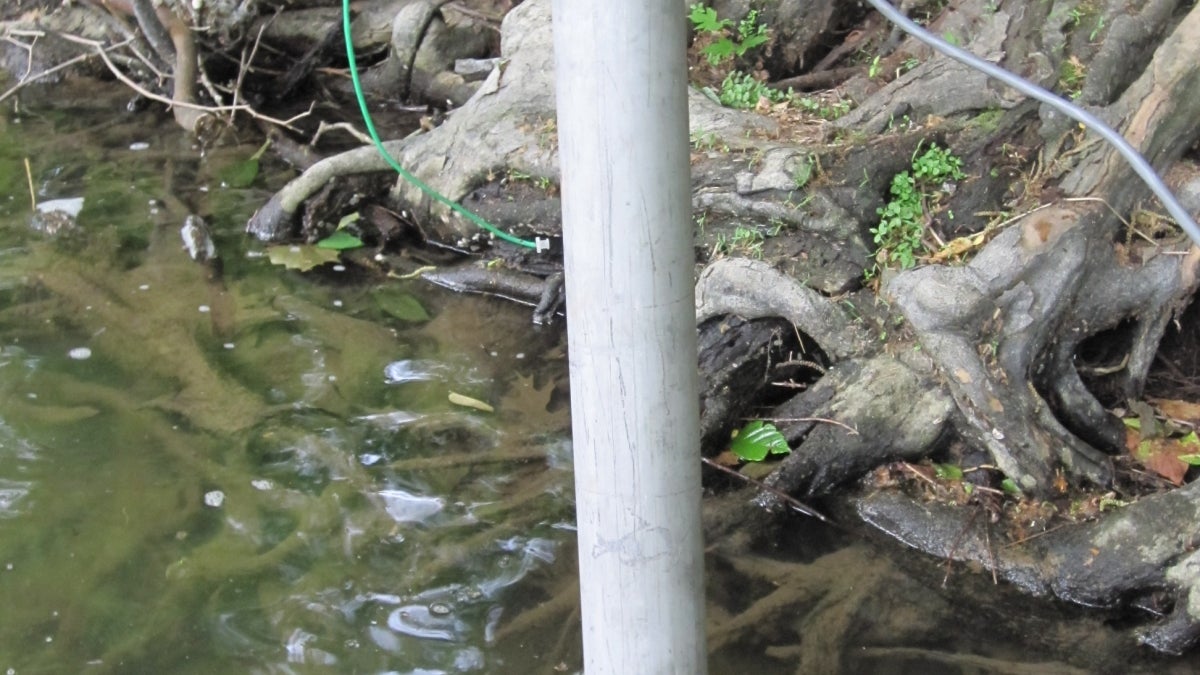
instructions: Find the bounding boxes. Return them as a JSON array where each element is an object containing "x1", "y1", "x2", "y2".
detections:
[{"x1": 857, "y1": 479, "x2": 1200, "y2": 654}]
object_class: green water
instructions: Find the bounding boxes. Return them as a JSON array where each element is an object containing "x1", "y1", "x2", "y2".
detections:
[{"x1": 0, "y1": 90, "x2": 578, "y2": 673}]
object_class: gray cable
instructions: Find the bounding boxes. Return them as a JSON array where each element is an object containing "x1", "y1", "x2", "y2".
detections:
[{"x1": 866, "y1": 0, "x2": 1200, "y2": 245}]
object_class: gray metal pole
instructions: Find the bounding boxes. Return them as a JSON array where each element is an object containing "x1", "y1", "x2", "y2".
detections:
[{"x1": 552, "y1": 1, "x2": 707, "y2": 673}]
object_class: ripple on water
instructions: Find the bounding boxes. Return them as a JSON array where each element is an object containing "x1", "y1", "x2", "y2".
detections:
[
  {"x1": 386, "y1": 604, "x2": 461, "y2": 641},
  {"x1": 0, "y1": 479, "x2": 32, "y2": 518},
  {"x1": 378, "y1": 488, "x2": 445, "y2": 524}
]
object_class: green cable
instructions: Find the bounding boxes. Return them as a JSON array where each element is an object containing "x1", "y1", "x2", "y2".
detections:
[{"x1": 341, "y1": 0, "x2": 542, "y2": 250}]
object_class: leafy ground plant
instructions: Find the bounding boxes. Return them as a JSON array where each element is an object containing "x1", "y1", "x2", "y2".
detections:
[
  {"x1": 871, "y1": 142, "x2": 965, "y2": 270},
  {"x1": 718, "y1": 71, "x2": 788, "y2": 109},
  {"x1": 689, "y1": 5, "x2": 770, "y2": 66}
]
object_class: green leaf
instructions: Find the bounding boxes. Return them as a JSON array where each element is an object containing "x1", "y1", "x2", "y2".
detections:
[
  {"x1": 689, "y1": 4, "x2": 729, "y2": 33},
  {"x1": 219, "y1": 158, "x2": 260, "y2": 188},
  {"x1": 1000, "y1": 477, "x2": 1020, "y2": 495},
  {"x1": 730, "y1": 420, "x2": 790, "y2": 462},
  {"x1": 266, "y1": 245, "x2": 340, "y2": 271},
  {"x1": 702, "y1": 39, "x2": 736, "y2": 65},
  {"x1": 316, "y1": 230, "x2": 364, "y2": 250},
  {"x1": 1182, "y1": 430, "x2": 1200, "y2": 446},
  {"x1": 934, "y1": 463, "x2": 963, "y2": 480},
  {"x1": 737, "y1": 33, "x2": 770, "y2": 53},
  {"x1": 1121, "y1": 417, "x2": 1141, "y2": 429},
  {"x1": 218, "y1": 139, "x2": 271, "y2": 188},
  {"x1": 373, "y1": 288, "x2": 430, "y2": 322},
  {"x1": 1179, "y1": 453, "x2": 1200, "y2": 466}
]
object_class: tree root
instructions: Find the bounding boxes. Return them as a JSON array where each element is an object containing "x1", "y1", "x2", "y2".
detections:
[{"x1": 857, "y1": 477, "x2": 1200, "y2": 654}]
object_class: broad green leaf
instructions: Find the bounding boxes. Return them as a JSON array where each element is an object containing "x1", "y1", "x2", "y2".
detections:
[
  {"x1": 730, "y1": 420, "x2": 789, "y2": 462},
  {"x1": 266, "y1": 245, "x2": 340, "y2": 271},
  {"x1": 449, "y1": 392, "x2": 494, "y2": 413},
  {"x1": 218, "y1": 140, "x2": 270, "y2": 189},
  {"x1": 702, "y1": 40, "x2": 736, "y2": 65},
  {"x1": 738, "y1": 33, "x2": 770, "y2": 52},
  {"x1": 316, "y1": 230, "x2": 364, "y2": 250},
  {"x1": 1000, "y1": 477, "x2": 1020, "y2": 495},
  {"x1": 1179, "y1": 453, "x2": 1200, "y2": 466},
  {"x1": 688, "y1": 4, "x2": 729, "y2": 33},
  {"x1": 1121, "y1": 417, "x2": 1141, "y2": 429},
  {"x1": 934, "y1": 463, "x2": 963, "y2": 480},
  {"x1": 219, "y1": 157, "x2": 260, "y2": 188},
  {"x1": 373, "y1": 289, "x2": 430, "y2": 322},
  {"x1": 1182, "y1": 430, "x2": 1200, "y2": 446}
]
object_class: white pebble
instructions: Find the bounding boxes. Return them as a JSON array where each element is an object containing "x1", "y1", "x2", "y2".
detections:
[
  {"x1": 250, "y1": 479, "x2": 273, "y2": 491},
  {"x1": 333, "y1": 300, "x2": 343, "y2": 308},
  {"x1": 129, "y1": 142, "x2": 150, "y2": 151},
  {"x1": 332, "y1": 265, "x2": 346, "y2": 272},
  {"x1": 67, "y1": 347, "x2": 91, "y2": 360},
  {"x1": 198, "y1": 305, "x2": 210, "y2": 313},
  {"x1": 223, "y1": 343, "x2": 235, "y2": 350},
  {"x1": 203, "y1": 490, "x2": 225, "y2": 507},
  {"x1": 138, "y1": 284, "x2": 150, "y2": 291}
]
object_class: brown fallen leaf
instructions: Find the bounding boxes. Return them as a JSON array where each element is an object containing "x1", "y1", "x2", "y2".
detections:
[
  {"x1": 1131, "y1": 436, "x2": 1191, "y2": 485},
  {"x1": 1150, "y1": 397, "x2": 1200, "y2": 423}
]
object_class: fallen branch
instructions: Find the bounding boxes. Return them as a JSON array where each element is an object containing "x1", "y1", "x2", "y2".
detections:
[
  {"x1": 0, "y1": 32, "x2": 99, "y2": 104},
  {"x1": 701, "y1": 456, "x2": 830, "y2": 522},
  {"x1": 55, "y1": 32, "x2": 308, "y2": 132}
]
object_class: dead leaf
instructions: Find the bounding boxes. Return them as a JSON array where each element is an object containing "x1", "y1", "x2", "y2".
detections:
[
  {"x1": 499, "y1": 373, "x2": 568, "y2": 431},
  {"x1": 448, "y1": 392, "x2": 494, "y2": 413},
  {"x1": 1150, "y1": 397, "x2": 1200, "y2": 422},
  {"x1": 1130, "y1": 436, "x2": 1190, "y2": 485}
]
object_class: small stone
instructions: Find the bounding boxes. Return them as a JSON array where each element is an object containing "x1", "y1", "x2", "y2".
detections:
[
  {"x1": 67, "y1": 347, "x2": 91, "y2": 360},
  {"x1": 203, "y1": 490, "x2": 224, "y2": 507}
]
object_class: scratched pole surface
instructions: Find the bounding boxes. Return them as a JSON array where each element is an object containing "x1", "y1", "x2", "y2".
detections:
[{"x1": 552, "y1": 0, "x2": 707, "y2": 672}]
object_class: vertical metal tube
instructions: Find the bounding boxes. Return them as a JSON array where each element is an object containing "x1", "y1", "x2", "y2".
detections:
[{"x1": 552, "y1": 0, "x2": 707, "y2": 672}]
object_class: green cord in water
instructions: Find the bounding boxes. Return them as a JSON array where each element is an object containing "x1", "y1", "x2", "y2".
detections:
[{"x1": 341, "y1": 0, "x2": 543, "y2": 250}]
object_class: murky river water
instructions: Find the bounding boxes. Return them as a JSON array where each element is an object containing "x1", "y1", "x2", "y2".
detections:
[
  {"x1": 0, "y1": 88, "x2": 579, "y2": 673},
  {"x1": 0, "y1": 85, "x2": 1195, "y2": 675}
]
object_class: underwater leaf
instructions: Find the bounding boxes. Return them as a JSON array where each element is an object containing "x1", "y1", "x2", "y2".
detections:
[
  {"x1": 373, "y1": 289, "x2": 430, "y2": 322},
  {"x1": 219, "y1": 157, "x2": 259, "y2": 188},
  {"x1": 316, "y1": 230, "x2": 364, "y2": 250},
  {"x1": 266, "y1": 245, "x2": 340, "y2": 271},
  {"x1": 501, "y1": 373, "x2": 567, "y2": 431},
  {"x1": 449, "y1": 392, "x2": 494, "y2": 413},
  {"x1": 729, "y1": 420, "x2": 789, "y2": 462},
  {"x1": 218, "y1": 139, "x2": 270, "y2": 188}
]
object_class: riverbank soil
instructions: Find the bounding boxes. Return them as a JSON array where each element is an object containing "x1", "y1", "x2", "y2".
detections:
[{"x1": 6, "y1": 0, "x2": 1200, "y2": 667}]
